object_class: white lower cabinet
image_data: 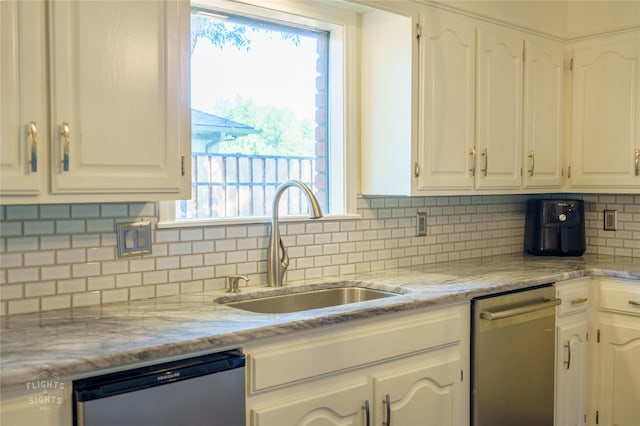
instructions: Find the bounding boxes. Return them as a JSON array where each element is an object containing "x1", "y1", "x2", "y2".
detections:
[
  {"x1": 594, "y1": 278, "x2": 640, "y2": 426},
  {"x1": 372, "y1": 350, "x2": 462, "y2": 426},
  {"x1": 555, "y1": 278, "x2": 591, "y2": 426},
  {"x1": 245, "y1": 304, "x2": 469, "y2": 426}
]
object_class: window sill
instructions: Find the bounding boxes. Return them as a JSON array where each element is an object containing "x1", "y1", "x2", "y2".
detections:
[{"x1": 156, "y1": 213, "x2": 362, "y2": 229}]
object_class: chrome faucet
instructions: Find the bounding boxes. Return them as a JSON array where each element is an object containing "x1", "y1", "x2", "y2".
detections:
[{"x1": 267, "y1": 180, "x2": 323, "y2": 287}]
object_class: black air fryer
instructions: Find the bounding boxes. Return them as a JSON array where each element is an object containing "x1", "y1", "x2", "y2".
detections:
[{"x1": 525, "y1": 199, "x2": 586, "y2": 256}]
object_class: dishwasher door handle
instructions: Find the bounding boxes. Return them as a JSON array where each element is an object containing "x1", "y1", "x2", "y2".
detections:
[{"x1": 480, "y1": 297, "x2": 561, "y2": 320}]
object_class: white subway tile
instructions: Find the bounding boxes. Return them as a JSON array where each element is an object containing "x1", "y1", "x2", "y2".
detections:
[
  {"x1": 116, "y1": 273, "x2": 142, "y2": 288},
  {"x1": 24, "y1": 251, "x2": 55, "y2": 266},
  {"x1": 169, "y1": 268, "x2": 192, "y2": 282},
  {"x1": 102, "y1": 288, "x2": 129, "y2": 304},
  {"x1": 130, "y1": 286, "x2": 156, "y2": 300},
  {"x1": 0, "y1": 253, "x2": 22, "y2": 268},
  {"x1": 24, "y1": 281, "x2": 56, "y2": 298},
  {"x1": 72, "y1": 263, "x2": 101, "y2": 278},
  {"x1": 6, "y1": 206, "x2": 38, "y2": 220},
  {"x1": 226, "y1": 226, "x2": 247, "y2": 239},
  {"x1": 0, "y1": 284, "x2": 23, "y2": 300},
  {"x1": 192, "y1": 266, "x2": 214, "y2": 280},
  {"x1": 56, "y1": 220, "x2": 86, "y2": 234},
  {"x1": 8, "y1": 298, "x2": 40, "y2": 315},
  {"x1": 71, "y1": 205, "x2": 100, "y2": 218},
  {"x1": 72, "y1": 233, "x2": 101, "y2": 248},
  {"x1": 57, "y1": 278, "x2": 86, "y2": 294},
  {"x1": 180, "y1": 280, "x2": 203, "y2": 294},
  {"x1": 73, "y1": 291, "x2": 101, "y2": 307},
  {"x1": 156, "y1": 283, "x2": 180, "y2": 297},
  {"x1": 6, "y1": 237, "x2": 39, "y2": 252},
  {"x1": 0, "y1": 222, "x2": 22, "y2": 237},
  {"x1": 143, "y1": 270, "x2": 168, "y2": 285},
  {"x1": 88, "y1": 275, "x2": 115, "y2": 291},
  {"x1": 41, "y1": 294, "x2": 71, "y2": 311},
  {"x1": 180, "y1": 228, "x2": 203, "y2": 241},
  {"x1": 42, "y1": 265, "x2": 71, "y2": 281},
  {"x1": 204, "y1": 227, "x2": 226, "y2": 240}
]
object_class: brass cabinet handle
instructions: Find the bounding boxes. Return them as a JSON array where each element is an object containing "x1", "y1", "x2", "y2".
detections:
[
  {"x1": 481, "y1": 148, "x2": 488, "y2": 176},
  {"x1": 629, "y1": 300, "x2": 640, "y2": 307},
  {"x1": 27, "y1": 121, "x2": 38, "y2": 172},
  {"x1": 635, "y1": 149, "x2": 639, "y2": 176},
  {"x1": 61, "y1": 122, "x2": 70, "y2": 172},
  {"x1": 470, "y1": 148, "x2": 476, "y2": 177},
  {"x1": 528, "y1": 151, "x2": 535, "y2": 176},
  {"x1": 570, "y1": 297, "x2": 588, "y2": 305}
]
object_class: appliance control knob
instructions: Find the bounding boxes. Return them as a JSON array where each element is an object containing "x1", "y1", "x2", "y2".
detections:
[{"x1": 558, "y1": 214, "x2": 567, "y2": 222}]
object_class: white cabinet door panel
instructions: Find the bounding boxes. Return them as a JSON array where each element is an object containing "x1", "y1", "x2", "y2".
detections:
[
  {"x1": 0, "y1": 0, "x2": 47, "y2": 197},
  {"x1": 556, "y1": 321, "x2": 589, "y2": 426},
  {"x1": 476, "y1": 26, "x2": 523, "y2": 190},
  {"x1": 570, "y1": 36, "x2": 640, "y2": 189},
  {"x1": 49, "y1": 0, "x2": 185, "y2": 194},
  {"x1": 250, "y1": 379, "x2": 368, "y2": 426},
  {"x1": 523, "y1": 37, "x2": 564, "y2": 189},
  {"x1": 419, "y1": 11, "x2": 476, "y2": 191},
  {"x1": 598, "y1": 322, "x2": 640, "y2": 426},
  {"x1": 373, "y1": 354, "x2": 461, "y2": 426}
]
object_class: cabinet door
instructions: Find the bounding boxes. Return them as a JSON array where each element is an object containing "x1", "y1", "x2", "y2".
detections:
[
  {"x1": 556, "y1": 321, "x2": 589, "y2": 426},
  {"x1": 476, "y1": 26, "x2": 523, "y2": 190},
  {"x1": 418, "y1": 11, "x2": 475, "y2": 191},
  {"x1": 48, "y1": 0, "x2": 188, "y2": 196},
  {"x1": 373, "y1": 354, "x2": 462, "y2": 426},
  {"x1": 250, "y1": 379, "x2": 368, "y2": 426},
  {"x1": 0, "y1": 0, "x2": 47, "y2": 197},
  {"x1": 597, "y1": 322, "x2": 640, "y2": 426},
  {"x1": 570, "y1": 35, "x2": 640, "y2": 189},
  {"x1": 522, "y1": 37, "x2": 564, "y2": 190}
]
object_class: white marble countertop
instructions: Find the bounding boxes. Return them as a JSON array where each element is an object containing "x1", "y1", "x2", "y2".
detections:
[{"x1": 1, "y1": 254, "x2": 639, "y2": 388}]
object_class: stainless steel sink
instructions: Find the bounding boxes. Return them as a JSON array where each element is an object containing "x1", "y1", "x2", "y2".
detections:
[{"x1": 224, "y1": 287, "x2": 399, "y2": 314}]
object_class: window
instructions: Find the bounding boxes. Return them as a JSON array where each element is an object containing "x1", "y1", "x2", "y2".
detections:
[{"x1": 161, "y1": 0, "x2": 358, "y2": 226}]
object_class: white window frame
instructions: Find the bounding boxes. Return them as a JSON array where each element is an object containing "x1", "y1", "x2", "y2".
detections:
[{"x1": 158, "y1": 0, "x2": 360, "y2": 228}]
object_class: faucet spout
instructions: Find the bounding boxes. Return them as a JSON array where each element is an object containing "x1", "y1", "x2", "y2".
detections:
[{"x1": 267, "y1": 180, "x2": 323, "y2": 287}]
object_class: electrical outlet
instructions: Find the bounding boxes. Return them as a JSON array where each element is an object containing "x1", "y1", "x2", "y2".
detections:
[
  {"x1": 416, "y1": 212, "x2": 427, "y2": 236},
  {"x1": 603, "y1": 210, "x2": 617, "y2": 231},
  {"x1": 116, "y1": 220, "x2": 152, "y2": 257}
]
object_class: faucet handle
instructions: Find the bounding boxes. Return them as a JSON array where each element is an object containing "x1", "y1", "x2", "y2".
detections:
[{"x1": 226, "y1": 275, "x2": 249, "y2": 293}]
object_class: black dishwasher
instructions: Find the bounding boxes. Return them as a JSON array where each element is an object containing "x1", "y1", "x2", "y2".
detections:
[{"x1": 73, "y1": 349, "x2": 245, "y2": 426}]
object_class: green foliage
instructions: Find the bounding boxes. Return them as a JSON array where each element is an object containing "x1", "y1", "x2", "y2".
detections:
[
  {"x1": 215, "y1": 99, "x2": 314, "y2": 156},
  {"x1": 191, "y1": 14, "x2": 249, "y2": 52}
]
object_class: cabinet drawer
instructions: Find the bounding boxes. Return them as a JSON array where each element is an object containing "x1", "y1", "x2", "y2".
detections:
[
  {"x1": 245, "y1": 304, "x2": 466, "y2": 394},
  {"x1": 557, "y1": 279, "x2": 590, "y2": 317},
  {"x1": 599, "y1": 278, "x2": 640, "y2": 316}
]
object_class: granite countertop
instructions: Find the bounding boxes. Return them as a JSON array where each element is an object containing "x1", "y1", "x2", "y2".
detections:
[{"x1": 1, "y1": 254, "x2": 639, "y2": 388}]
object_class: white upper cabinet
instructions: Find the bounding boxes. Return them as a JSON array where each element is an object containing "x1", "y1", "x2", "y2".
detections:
[
  {"x1": 568, "y1": 32, "x2": 640, "y2": 191},
  {"x1": 360, "y1": 4, "x2": 565, "y2": 196},
  {"x1": 0, "y1": 1, "x2": 47, "y2": 197},
  {"x1": 418, "y1": 10, "x2": 476, "y2": 191},
  {"x1": 475, "y1": 25, "x2": 523, "y2": 190},
  {"x1": 0, "y1": 0, "x2": 190, "y2": 204},
  {"x1": 523, "y1": 36, "x2": 564, "y2": 189}
]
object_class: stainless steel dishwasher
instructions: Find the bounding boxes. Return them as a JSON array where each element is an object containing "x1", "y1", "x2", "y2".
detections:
[
  {"x1": 73, "y1": 349, "x2": 245, "y2": 426},
  {"x1": 472, "y1": 285, "x2": 560, "y2": 426}
]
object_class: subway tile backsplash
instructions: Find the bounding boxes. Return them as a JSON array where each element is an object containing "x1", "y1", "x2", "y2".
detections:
[{"x1": 1, "y1": 194, "x2": 638, "y2": 315}]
